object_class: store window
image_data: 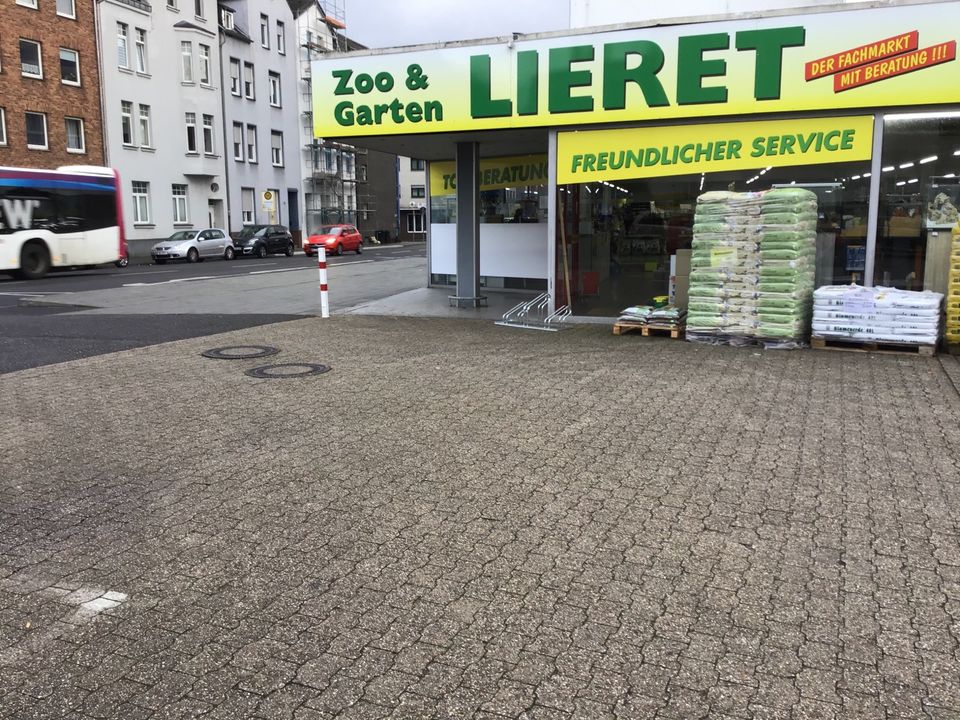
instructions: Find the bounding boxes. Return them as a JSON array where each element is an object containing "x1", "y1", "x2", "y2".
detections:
[
  {"x1": 875, "y1": 112, "x2": 960, "y2": 291},
  {"x1": 557, "y1": 162, "x2": 870, "y2": 316},
  {"x1": 431, "y1": 185, "x2": 547, "y2": 225}
]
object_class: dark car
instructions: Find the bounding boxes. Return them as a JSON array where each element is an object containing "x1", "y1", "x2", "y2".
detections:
[{"x1": 231, "y1": 224, "x2": 295, "y2": 258}]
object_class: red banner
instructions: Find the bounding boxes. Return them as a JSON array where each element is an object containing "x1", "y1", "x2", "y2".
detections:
[
  {"x1": 805, "y1": 31, "x2": 919, "y2": 80},
  {"x1": 833, "y1": 41, "x2": 956, "y2": 92}
]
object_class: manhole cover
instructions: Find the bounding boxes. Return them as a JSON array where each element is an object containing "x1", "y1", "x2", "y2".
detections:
[
  {"x1": 202, "y1": 345, "x2": 279, "y2": 360},
  {"x1": 244, "y1": 363, "x2": 331, "y2": 379}
]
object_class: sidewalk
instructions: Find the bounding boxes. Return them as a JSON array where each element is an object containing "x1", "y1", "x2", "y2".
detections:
[{"x1": 2, "y1": 315, "x2": 959, "y2": 719}]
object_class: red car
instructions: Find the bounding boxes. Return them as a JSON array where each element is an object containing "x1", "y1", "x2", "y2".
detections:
[{"x1": 304, "y1": 224, "x2": 363, "y2": 256}]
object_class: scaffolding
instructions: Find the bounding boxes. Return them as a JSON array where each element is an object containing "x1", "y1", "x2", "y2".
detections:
[{"x1": 300, "y1": 1, "x2": 374, "y2": 234}]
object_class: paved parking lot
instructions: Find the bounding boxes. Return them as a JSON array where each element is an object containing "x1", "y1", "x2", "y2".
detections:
[{"x1": 2, "y1": 316, "x2": 960, "y2": 719}]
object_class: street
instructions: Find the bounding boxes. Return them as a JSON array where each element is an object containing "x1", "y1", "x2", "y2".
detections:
[{"x1": 0, "y1": 243, "x2": 426, "y2": 374}]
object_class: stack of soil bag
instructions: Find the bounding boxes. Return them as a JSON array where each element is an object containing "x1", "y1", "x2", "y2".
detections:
[
  {"x1": 756, "y1": 188, "x2": 818, "y2": 343},
  {"x1": 687, "y1": 191, "x2": 763, "y2": 343},
  {"x1": 812, "y1": 285, "x2": 942, "y2": 347}
]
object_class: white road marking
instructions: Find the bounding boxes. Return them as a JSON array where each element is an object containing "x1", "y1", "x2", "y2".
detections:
[
  {"x1": 123, "y1": 276, "x2": 216, "y2": 287},
  {"x1": 248, "y1": 267, "x2": 309, "y2": 275},
  {"x1": 328, "y1": 260, "x2": 374, "y2": 268}
]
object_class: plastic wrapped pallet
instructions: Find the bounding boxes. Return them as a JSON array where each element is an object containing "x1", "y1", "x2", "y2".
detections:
[
  {"x1": 947, "y1": 221, "x2": 960, "y2": 345},
  {"x1": 755, "y1": 188, "x2": 818, "y2": 345},
  {"x1": 687, "y1": 191, "x2": 763, "y2": 343},
  {"x1": 812, "y1": 285, "x2": 942, "y2": 346}
]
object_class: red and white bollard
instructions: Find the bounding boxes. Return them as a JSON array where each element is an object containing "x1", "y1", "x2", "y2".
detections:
[{"x1": 317, "y1": 246, "x2": 329, "y2": 318}]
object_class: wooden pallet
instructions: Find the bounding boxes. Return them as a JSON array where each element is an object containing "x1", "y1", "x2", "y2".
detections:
[
  {"x1": 811, "y1": 336, "x2": 936, "y2": 356},
  {"x1": 642, "y1": 323, "x2": 685, "y2": 339},
  {"x1": 612, "y1": 321, "x2": 646, "y2": 336},
  {"x1": 613, "y1": 321, "x2": 685, "y2": 338}
]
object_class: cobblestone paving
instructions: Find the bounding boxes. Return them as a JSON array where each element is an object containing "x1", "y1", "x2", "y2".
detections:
[{"x1": 2, "y1": 316, "x2": 960, "y2": 719}]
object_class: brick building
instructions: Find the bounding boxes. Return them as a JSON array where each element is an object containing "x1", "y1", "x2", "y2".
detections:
[{"x1": 0, "y1": 0, "x2": 104, "y2": 168}]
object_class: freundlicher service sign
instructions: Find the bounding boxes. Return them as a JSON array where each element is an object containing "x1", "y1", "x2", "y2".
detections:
[{"x1": 311, "y1": 2, "x2": 959, "y2": 138}]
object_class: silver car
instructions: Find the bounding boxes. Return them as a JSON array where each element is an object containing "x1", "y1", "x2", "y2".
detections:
[{"x1": 151, "y1": 228, "x2": 235, "y2": 264}]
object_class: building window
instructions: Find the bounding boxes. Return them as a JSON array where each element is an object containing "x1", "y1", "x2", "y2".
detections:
[
  {"x1": 65, "y1": 117, "x2": 85, "y2": 153},
  {"x1": 16, "y1": 0, "x2": 38, "y2": 9},
  {"x1": 56, "y1": 0, "x2": 76, "y2": 18},
  {"x1": 198, "y1": 44, "x2": 211, "y2": 86},
  {"x1": 167, "y1": 0, "x2": 177, "y2": 9},
  {"x1": 220, "y1": 8, "x2": 234, "y2": 29},
  {"x1": 229, "y1": 58, "x2": 240, "y2": 95},
  {"x1": 276, "y1": 21, "x2": 285, "y2": 55},
  {"x1": 194, "y1": 0, "x2": 204, "y2": 20},
  {"x1": 202, "y1": 114, "x2": 214, "y2": 155},
  {"x1": 20, "y1": 39, "x2": 42, "y2": 79},
  {"x1": 172, "y1": 184, "x2": 188, "y2": 223},
  {"x1": 270, "y1": 131, "x2": 283, "y2": 167},
  {"x1": 246, "y1": 124, "x2": 257, "y2": 162},
  {"x1": 0, "y1": 109, "x2": 6, "y2": 147},
  {"x1": 135, "y1": 29, "x2": 147, "y2": 73},
  {"x1": 411, "y1": 185, "x2": 426, "y2": 198},
  {"x1": 59, "y1": 48, "x2": 79, "y2": 85},
  {"x1": 268, "y1": 72, "x2": 281, "y2": 107},
  {"x1": 25, "y1": 112, "x2": 47, "y2": 149},
  {"x1": 232, "y1": 122, "x2": 243, "y2": 161},
  {"x1": 410, "y1": 158, "x2": 425, "y2": 171},
  {"x1": 138, "y1": 104, "x2": 152, "y2": 148},
  {"x1": 181, "y1": 41, "x2": 193, "y2": 83},
  {"x1": 260, "y1": 14, "x2": 269, "y2": 49},
  {"x1": 185, "y1": 112, "x2": 197, "y2": 153},
  {"x1": 121, "y1": 101, "x2": 135, "y2": 146},
  {"x1": 117, "y1": 23, "x2": 129, "y2": 69},
  {"x1": 132, "y1": 181, "x2": 150, "y2": 224},
  {"x1": 241, "y1": 187, "x2": 255, "y2": 224},
  {"x1": 407, "y1": 212, "x2": 425, "y2": 233},
  {"x1": 243, "y1": 62, "x2": 254, "y2": 99}
]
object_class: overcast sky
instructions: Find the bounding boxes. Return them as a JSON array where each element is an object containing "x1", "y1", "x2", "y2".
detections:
[{"x1": 343, "y1": 0, "x2": 571, "y2": 49}]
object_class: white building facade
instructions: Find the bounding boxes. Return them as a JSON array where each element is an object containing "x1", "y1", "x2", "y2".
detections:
[
  {"x1": 397, "y1": 156, "x2": 426, "y2": 242},
  {"x1": 98, "y1": 0, "x2": 228, "y2": 250},
  {"x1": 219, "y1": 0, "x2": 302, "y2": 240}
]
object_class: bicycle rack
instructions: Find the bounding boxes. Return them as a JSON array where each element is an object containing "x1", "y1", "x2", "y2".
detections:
[{"x1": 495, "y1": 292, "x2": 571, "y2": 331}]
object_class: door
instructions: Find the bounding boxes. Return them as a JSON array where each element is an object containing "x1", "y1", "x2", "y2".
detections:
[
  {"x1": 197, "y1": 229, "x2": 218, "y2": 257},
  {"x1": 208, "y1": 229, "x2": 228, "y2": 256}
]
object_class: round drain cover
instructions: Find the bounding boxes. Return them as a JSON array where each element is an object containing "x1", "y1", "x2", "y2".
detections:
[
  {"x1": 244, "y1": 363, "x2": 331, "y2": 379},
  {"x1": 202, "y1": 345, "x2": 279, "y2": 360}
]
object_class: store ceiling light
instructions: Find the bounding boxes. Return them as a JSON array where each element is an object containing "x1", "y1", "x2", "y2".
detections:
[
  {"x1": 863, "y1": 172, "x2": 872, "y2": 178},
  {"x1": 919, "y1": 155, "x2": 938, "y2": 164},
  {"x1": 851, "y1": 175, "x2": 861, "y2": 180},
  {"x1": 953, "y1": 149, "x2": 960, "y2": 156},
  {"x1": 899, "y1": 162, "x2": 914, "y2": 169},
  {"x1": 944, "y1": 173, "x2": 956, "y2": 178},
  {"x1": 896, "y1": 181, "x2": 907, "y2": 186},
  {"x1": 908, "y1": 178, "x2": 919, "y2": 183},
  {"x1": 882, "y1": 166, "x2": 894, "y2": 172},
  {"x1": 885, "y1": 111, "x2": 960, "y2": 120}
]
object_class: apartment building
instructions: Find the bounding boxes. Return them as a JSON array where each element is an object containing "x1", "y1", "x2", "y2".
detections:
[
  {"x1": 219, "y1": 0, "x2": 302, "y2": 240},
  {"x1": 0, "y1": 0, "x2": 104, "y2": 168},
  {"x1": 397, "y1": 157, "x2": 426, "y2": 243},
  {"x1": 97, "y1": 0, "x2": 227, "y2": 245}
]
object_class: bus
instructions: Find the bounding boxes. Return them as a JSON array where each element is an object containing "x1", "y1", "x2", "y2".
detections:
[{"x1": 0, "y1": 165, "x2": 126, "y2": 279}]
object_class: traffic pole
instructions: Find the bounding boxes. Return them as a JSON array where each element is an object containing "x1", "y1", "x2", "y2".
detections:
[{"x1": 318, "y1": 246, "x2": 330, "y2": 318}]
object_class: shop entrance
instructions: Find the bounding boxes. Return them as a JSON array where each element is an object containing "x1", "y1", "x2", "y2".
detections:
[{"x1": 557, "y1": 162, "x2": 872, "y2": 317}]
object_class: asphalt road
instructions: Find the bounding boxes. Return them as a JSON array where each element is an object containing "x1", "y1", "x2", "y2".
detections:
[
  {"x1": 0, "y1": 243, "x2": 425, "y2": 308},
  {"x1": 0, "y1": 243, "x2": 426, "y2": 374}
]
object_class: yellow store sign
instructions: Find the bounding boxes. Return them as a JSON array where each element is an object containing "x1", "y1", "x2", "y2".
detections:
[
  {"x1": 429, "y1": 155, "x2": 547, "y2": 197},
  {"x1": 557, "y1": 116, "x2": 874, "y2": 183},
  {"x1": 311, "y1": 3, "x2": 959, "y2": 138}
]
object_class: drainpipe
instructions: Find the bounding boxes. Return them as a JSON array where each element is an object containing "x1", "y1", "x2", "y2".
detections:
[
  {"x1": 217, "y1": 28, "x2": 232, "y2": 231},
  {"x1": 93, "y1": 0, "x2": 109, "y2": 166}
]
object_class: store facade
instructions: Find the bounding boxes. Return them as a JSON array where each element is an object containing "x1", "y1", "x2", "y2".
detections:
[{"x1": 311, "y1": 0, "x2": 960, "y2": 319}]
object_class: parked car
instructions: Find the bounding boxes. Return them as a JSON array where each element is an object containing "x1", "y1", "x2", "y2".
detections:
[
  {"x1": 151, "y1": 229, "x2": 234, "y2": 264},
  {"x1": 232, "y1": 224, "x2": 295, "y2": 258},
  {"x1": 304, "y1": 224, "x2": 363, "y2": 256}
]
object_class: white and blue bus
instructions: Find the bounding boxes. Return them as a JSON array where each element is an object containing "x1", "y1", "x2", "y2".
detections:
[{"x1": 0, "y1": 165, "x2": 127, "y2": 279}]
